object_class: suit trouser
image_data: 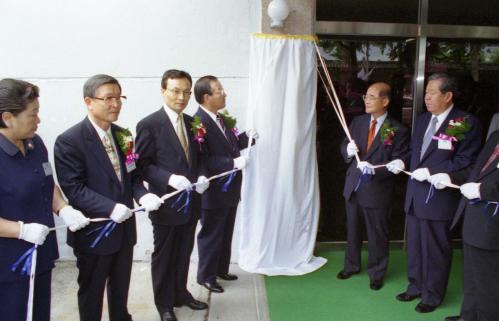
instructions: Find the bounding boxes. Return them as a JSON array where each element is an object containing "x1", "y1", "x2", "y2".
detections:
[
  {"x1": 151, "y1": 220, "x2": 197, "y2": 314},
  {"x1": 344, "y1": 196, "x2": 390, "y2": 281},
  {"x1": 197, "y1": 206, "x2": 237, "y2": 283},
  {"x1": 460, "y1": 243, "x2": 499, "y2": 321},
  {"x1": 74, "y1": 243, "x2": 134, "y2": 321},
  {"x1": 0, "y1": 270, "x2": 51, "y2": 321},
  {"x1": 405, "y1": 213, "x2": 452, "y2": 307}
]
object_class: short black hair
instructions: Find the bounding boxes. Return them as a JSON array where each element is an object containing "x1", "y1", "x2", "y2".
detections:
[
  {"x1": 427, "y1": 73, "x2": 458, "y2": 99},
  {"x1": 0, "y1": 78, "x2": 39, "y2": 128},
  {"x1": 161, "y1": 69, "x2": 192, "y2": 90},
  {"x1": 194, "y1": 75, "x2": 218, "y2": 104},
  {"x1": 83, "y1": 74, "x2": 121, "y2": 98}
]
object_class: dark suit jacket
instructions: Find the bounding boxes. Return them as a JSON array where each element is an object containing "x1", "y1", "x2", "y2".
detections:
[
  {"x1": 451, "y1": 130, "x2": 499, "y2": 250},
  {"x1": 195, "y1": 107, "x2": 250, "y2": 210},
  {"x1": 404, "y1": 108, "x2": 482, "y2": 221},
  {"x1": 54, "y1": 117, "x2": 147, "y2": 255},
  {"x1": 341, "y1": 114, "x2": 410, "y2": 209},
  {"x1": 135, "y1": 108, "x2": 204, "y2": 226}
]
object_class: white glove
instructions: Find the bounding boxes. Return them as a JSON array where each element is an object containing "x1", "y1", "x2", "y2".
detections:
[
  {"x1": 428, "y1": 173, "x2": 451, "y2": 190},
  {"x1": 246, "y1": 128, "x2": 259, "y2": 140},
  {"x1": 386, "y1": 159, "x2": 405, "y2": 174},
  {"x1": 411, "y1": 168, "x2": 431, "y2": 182},
  {"x1": 233, "y1": 156, "x2": 249, "y2": 170},
  {"x1": 168, "y1": 174, "x2": 192, "y2": 191},
  {"x1": 18, "y1": 221, "x2": 50, "y2": 245},
  {"x1": 139, "y1": 193, "x2": 164, "y2": 212},
  {"x1": 460, "y1": 182, "x2": 481, "y2": 200},
  {"x1": 357, "y1": 161, "x2": 375, "y2": 175},
  {"x1": 59, "y1": 205, "x2": 90, "y2": 232},
  {"x1": 347, "y1": 140, "x2": 359, "y2": 158},
  {"x1": 110, "y1": 203, "x2": 133, "y2": 223},
  {"x1": 195, "y1": 176, "x2": 210, "y2": 194}
]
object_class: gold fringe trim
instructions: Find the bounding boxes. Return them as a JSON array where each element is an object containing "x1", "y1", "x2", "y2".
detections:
[{"x1": 252, "y1": 33, "x2": 318, "y2": 42}]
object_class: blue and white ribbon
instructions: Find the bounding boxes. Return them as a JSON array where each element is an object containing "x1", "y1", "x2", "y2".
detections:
[
  {"x1": 171, "y1": 189, "x2": 192, "y2": 215},
  {"x1": 11, "y1": 245, "x2": 38, "y2": 321}
]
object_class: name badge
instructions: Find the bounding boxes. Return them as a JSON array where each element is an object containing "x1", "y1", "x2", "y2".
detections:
[
  {"x1": 126, "y1": 161, "x2": 136, "y2": 173},
  {"x1": 438, "y1": 139, "x2": 453, "y2": 150},
  {"x1": 42, "y1": 162, "x2": 53, "y2": 176}
]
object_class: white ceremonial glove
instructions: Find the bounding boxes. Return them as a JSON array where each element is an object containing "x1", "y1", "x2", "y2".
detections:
[
  {"x1": 246, "y1": 128, "x2": 259, "y2": 140},
  {"x1": 428, "y1": 173, "x2": 451, "y2": 190},
  {"x1": 411, "y1": 168, "x2": 431, "y2": 182},
  {"x1": 386, "y1": 159, "x2": 405, "y2": 174},
  {"x1": 460, "y1": 182, "x2": 481, "y2": 200},
  {"x1": 357, "y1": 161, "x2": 375, "y2": 175},
  {"x1": 18, "y1": 221, "x2": 50, "y2": 245},
  {"x1": 139, "y1": 193, "x2": 164, "y2": 212},
  {"x1": 110, "y1": 203, "x2": 133, "y2": 223},
  {"x1": 347, "y1": 140, "x2": 359, "y2": 158},
  {"x1": 59, "y1": 205, "x2": 90, "y2": 232},
  {"x1": 168, "y1": 174, "x2": 192, "y2": 191},
  {"x1": 233, "y1": 156, "x2": 249, "y2": 170},
  {"x1": 195, "y1": 176, "x2": 210, "y2": 194}
]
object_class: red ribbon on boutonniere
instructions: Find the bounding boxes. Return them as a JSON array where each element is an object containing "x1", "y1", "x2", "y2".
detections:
[
  {"x1": 445, "y1": 117, "x2": 472, "y2": 141},
  {"x1": 115, "y1": 128, "x2": 139, "y2": 166},
  {"x1": 191, "y1": 116, "x2": 207, "y2": 146},
  {"x1": 380, "y1": 121, "x2": 398, "y2": 146}
]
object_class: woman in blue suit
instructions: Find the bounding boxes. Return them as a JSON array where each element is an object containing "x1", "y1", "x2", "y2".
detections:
[{"x1": 0, "y1": 78, "x2": 89, "y2": 321}]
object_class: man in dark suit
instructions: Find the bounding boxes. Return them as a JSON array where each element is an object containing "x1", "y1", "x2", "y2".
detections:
[
  {"x1": 388, "y1": 73, "x2": 482, "y2": 313},
  {"x1": 338, "y1": 82, "x2": 409, "y2": 290},
  {"x1": 54, "y1": 74, "x2": 163, "y2": 321},
  {"x1": 135, "y1": 69, "x2": 209, "y2": 321},
  {"x1": 431, "y1": 130, "x2": 499, "y2": 321},
  {"x1": 193, "y1": 75, "x2": 257, "y2": 293}
]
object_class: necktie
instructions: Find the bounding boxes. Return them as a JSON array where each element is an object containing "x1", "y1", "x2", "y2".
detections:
[
  {"x1": 366, "y1": 119, "x2": 377, "y2": 152},
  {"x1": 176, "y1": 114, "x2": 189, "y2": 161},
  {"x1": 421, "y1": 116, "x2": 438, "y2": 160},
  {"x1": 216, "y1": 114, "x2": 226, "y2": 134},
  {"x1": 102, "y1": 133, "x2": 122, "y2": 182},
  {"x1": 481, "y1": 143, "x2": 499, "y2": 173}
]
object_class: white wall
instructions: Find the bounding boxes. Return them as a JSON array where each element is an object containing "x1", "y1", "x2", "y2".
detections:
[{"x1": 0, "y1": 0, "x2": 261, "y2": 260}]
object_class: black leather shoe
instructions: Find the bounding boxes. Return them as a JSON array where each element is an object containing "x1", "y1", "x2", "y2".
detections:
[
  {"x1": 369, "y1": 279, "x2": 383, "y2": 290},
  {"x1": 415, "y1": 302, "x2": 437, "y2": 313},
  {"x1": 199, "y1": 281, "x2": 224, "y2": 293},
  {"x1": 161, "y1": 311, "x2": 177, "y2": 321},
  {"x1": 445, "y1": 316, "x2": 464, "y2": 321},
  {"x1": 396, "y1": 292, "x2": 420, "y2": 302},
  {"x1": 174, "y1": 299, "x2": 208, "y2": 310},
  {"x1": 217, "y1": 273, "x2": 238, "y2": 281},
  {"x1": 336, "y1": 270, "x2": 360, "y2": 280}
]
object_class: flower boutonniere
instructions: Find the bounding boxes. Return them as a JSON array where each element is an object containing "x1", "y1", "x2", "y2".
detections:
[
  {"x1": 380, "y1": 121, "x2": 399, "y2": 146},
  {"x1": 191, "y1": 116, "x2": 207, "y2": 145},
  {"x1": 220, "y1": 110, "x2": 240, "y2": 137},
  {"x1": 115, "y1": 128, "x2": 139, "y2": 166},
  {"x1": 445, "y1": 117, "x2": 472, "y2": 141}
]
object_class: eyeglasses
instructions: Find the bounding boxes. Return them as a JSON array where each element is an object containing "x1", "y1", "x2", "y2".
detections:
[
  {"x1": 93, "y1": 96, "x2": 127, "y2": 104},
  {"x1": 362, "y1": 95, "x2": 385, "y2": 101},
  {"x1": 166, "y1": 88, "x2": 192, "y2": 97}
]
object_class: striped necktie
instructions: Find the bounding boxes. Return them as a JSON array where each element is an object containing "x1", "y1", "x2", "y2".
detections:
[{"x1": 102, "y1": 133, "x2": 122, "y2": 182}]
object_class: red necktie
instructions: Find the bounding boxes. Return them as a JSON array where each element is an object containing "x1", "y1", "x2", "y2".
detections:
[
  {"x1": 481, "y1": 143, "x2": 499, "y2": 173},
  {"x1": 366, "y1": 119, "x2": 377, "y2": 152}
]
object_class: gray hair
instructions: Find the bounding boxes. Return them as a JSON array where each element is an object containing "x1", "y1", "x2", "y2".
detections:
[
  {"x1": 83, "y1": 74, "x2": 121, "y2": 98},
  {"x1": 427, "y1": 73, "x2": 458, "y2": 98}
]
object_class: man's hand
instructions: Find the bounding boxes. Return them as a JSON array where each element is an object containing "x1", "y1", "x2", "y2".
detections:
[
  {"x1": 386, "y1": 159, "x2": 405, "y2": 174},
  {"x1": 246, "y1": 128, "x2": 259, "y2": 140},
  {"x1": 357, "y1": 161, "x2": 375, "y2": 175},
  {"x1": 139, "y1": 193, "x2": 164, "y2": 212},
  {"x1": 411, "y1": 168, "x2": 430, "y2": 182},
  {"x1": 460, "y1": 183, "x2": 481, "y2": 200},
  {"x1": 168, "y1": 174, "x2": 192, "y2": 191},
  {"x1": 428, "y1": 173, "x2": 451, "y2": 190},
  {"x1": 110, "y1": 204, "x2": 133, "y2": 223},
  {"x1": 346, "y1": 140, "x2": 359, "y2": 158},
  {"x1": 195, "y1": 176, "x2": 210, "y2": 194},
  {"x1": 18, "y1": 222, "x2": 50, "y2": 245},
  {"x1": 233, "y1": 156, "x2": 249, "y2": 170},
  {"x1": 59, "y1": 205, "x2": 90, "y2": 232}
]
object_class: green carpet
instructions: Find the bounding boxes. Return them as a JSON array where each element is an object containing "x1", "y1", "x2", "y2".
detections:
[{"x1": 265, "y1": 244, "x2": 463, "y2": 321}]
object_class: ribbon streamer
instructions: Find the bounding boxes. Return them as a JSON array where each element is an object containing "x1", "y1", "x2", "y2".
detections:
[
  {"x1": 11, "y1": 245, "x2": 38, "y2": 321},
  {"x1": 87, "y1": 221, "x2": 117, "y2": 248},
  {"x1": 353, "y1": 167, "x2": 374, "y2": 192},
  {"x1": 171, "y1": 189, "x2": 192, "y2": 215},
  {"x1": 425, "y1": 184, "x2": 436, "y2": 204}
]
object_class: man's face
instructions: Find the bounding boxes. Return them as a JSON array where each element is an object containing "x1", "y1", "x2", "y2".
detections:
[
  {"x1": 85, "y1": 83, "x2": 122, "y2": 129},
  {"x1": 161, "y1": 78, "x2": 192, "y2": 114},
  {"x1": 425, "y1": 79, "x2": 452, "y2": 115},
  {"x1": 364, "y1": 85, "x2": 389, "y2": 117},
  {"x1": 205, "y1": 80, "x2": 226, "y2": 111}
]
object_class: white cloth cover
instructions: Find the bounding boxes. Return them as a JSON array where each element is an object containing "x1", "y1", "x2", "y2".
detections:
[{"x1": 238, "y1": 34, "x2": 327, "y2": 276}]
